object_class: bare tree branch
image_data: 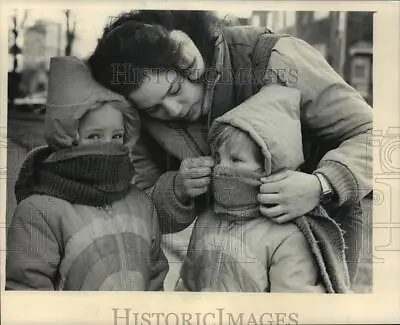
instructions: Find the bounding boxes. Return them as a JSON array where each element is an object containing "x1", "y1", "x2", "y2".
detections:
[
  {"x1": 19, "y1": 10, "x2": 28, "y2": 30},
  {"x1": 64, "y1": 9, "x2": 76, "y2": 56}
]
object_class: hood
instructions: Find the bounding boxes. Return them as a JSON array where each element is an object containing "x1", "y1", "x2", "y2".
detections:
[
  {"x1": 14, "y1": 146, "x2": 54, "y2": 204},
  {"x1": 209, "y1": 84, "x2": 304, "y2": 175},
  {"x1": 44, "y1": 56, "x2": 134, "y2": 149}
]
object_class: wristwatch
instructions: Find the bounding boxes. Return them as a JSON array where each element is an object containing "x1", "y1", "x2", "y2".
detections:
[{"x1": 314, "y1": 172, "x2": 334, "y2": 204}]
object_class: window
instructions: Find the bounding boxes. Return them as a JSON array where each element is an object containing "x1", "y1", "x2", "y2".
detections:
[
  {"x1": 350, "y1": 57, "x2": 371, "y2": 99},
  {"x1": 351, "y1": 57, "x2": 370, "y2": 82}
]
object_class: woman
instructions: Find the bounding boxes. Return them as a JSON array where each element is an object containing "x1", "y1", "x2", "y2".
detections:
[{"x1": 88, "y1": 10, "x2": 372, "y2": 287}]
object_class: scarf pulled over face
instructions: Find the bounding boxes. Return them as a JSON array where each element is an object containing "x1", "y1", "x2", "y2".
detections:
[
  {"x1": 15, "y1": 142, "x2": 135, "y2": 207},
  {"x1": 212, "y1": 165, "x2": 266, "y2": 222}
]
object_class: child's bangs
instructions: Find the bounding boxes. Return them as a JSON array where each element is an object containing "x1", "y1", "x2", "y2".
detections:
[{"x1": 211, "y1": 124, "x2": 252, "y2": 154}]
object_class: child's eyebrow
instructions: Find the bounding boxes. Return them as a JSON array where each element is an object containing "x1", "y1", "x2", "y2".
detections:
[{"x1": 83, "y1": 128, "x2": 104, "y2": 132}]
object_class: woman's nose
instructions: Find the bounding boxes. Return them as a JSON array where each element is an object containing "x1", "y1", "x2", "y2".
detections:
[{"x1": 162, "y1": 98, "x2": 182, "y2": 118}]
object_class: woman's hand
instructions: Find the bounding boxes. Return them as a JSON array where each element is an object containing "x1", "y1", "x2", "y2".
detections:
[
  {"x1": 257, "y1": 170, "x2": 321, "y2": 223},
  {"x1": 174, "y1": 157, "x2": 214, "y2": 204}
]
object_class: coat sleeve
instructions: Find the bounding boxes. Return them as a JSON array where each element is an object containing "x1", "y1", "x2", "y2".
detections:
[
  {"x1": 269, "y1": 229, "x2": 326, "y2": 293},
  {"x1": 6, "y1": 200, "x2": 61, "y2": 290},
  {"x1": 131, "y1": 132, "x2": 197, "y2": 234},
  {"x1": 266, "y1": 36, "x2": 373, "y2": 205}
]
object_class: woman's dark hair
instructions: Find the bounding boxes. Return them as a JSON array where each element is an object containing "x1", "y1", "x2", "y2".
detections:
[{"x1": 88, "y1": 10, "x2": 222, "y2": 97}]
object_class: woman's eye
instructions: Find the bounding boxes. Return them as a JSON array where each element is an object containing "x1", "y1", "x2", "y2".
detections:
[
  {"x1": 145, "y1": 104, "x2": 161, "y2": 114},
  {"x1": 231, "y1": 157, "x2": 242, "y2": 163}
]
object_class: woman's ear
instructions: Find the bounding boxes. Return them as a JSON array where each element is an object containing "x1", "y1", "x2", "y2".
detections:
[{"x1": 170, "y1": 30, "x2": 205, "y2": 81}]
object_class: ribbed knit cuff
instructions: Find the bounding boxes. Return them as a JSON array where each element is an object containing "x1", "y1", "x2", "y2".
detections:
[
  {"x1": 153, "y1": 171, "x2": 196, "y2": 233},
  {"x1": 315, "y1": 160, "x2": 359, "y2": 206}
]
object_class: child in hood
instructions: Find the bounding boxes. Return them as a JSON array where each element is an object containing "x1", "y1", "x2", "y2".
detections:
[
  {"x1": 6, "y1": 56, "x2": 168, "y2": 291},
  {"x1": 178, "y1": 84, "x2": 350, "y2": 293}
]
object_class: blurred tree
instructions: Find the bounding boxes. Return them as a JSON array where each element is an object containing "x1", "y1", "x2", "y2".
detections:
[
  {"x1": 64, "y1": 10, "x2": 76, "y2": 56},
  {"x1": 9, "y1": 10, "x2": 28, "y2": 108},
  {"x1": 9, "y1": 10, "x2": 28, "y2": 73}
]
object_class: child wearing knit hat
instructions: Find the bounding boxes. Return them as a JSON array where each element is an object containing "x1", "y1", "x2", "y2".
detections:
[{"x1": 6, "y1": 56, "x2": 168, "y2": 290}]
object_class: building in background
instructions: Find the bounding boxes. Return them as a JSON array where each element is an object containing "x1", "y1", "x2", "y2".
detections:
[
  {"x1": 250, "y1": 10, "x2": 296, "y2": 35},
  {"x1": 23, "y1": 19, "x2": 62, "y2": 70},
  {"x1": 20, "y1": 19, "x2": 62, "y2": 96},
  {"x1": 247, "y1": 11, "x2": 373, "y2": 105}
]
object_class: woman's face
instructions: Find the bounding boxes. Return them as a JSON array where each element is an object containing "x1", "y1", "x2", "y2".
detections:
[
  {"x1": 128, "y1": 70, "x2": 205, "y2": 122},
  {"x1": 127, "y1": 30, "x2": 206, "y2": 122}
]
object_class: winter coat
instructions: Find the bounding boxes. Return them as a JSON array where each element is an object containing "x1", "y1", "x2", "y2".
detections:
[{"x1": 6, "y1": 147, "x2": 169, "y2": 291}]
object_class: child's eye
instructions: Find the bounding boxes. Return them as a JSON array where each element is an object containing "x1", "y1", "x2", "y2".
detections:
[
  {"x1": 113, "y1": 133, "x2": 124, "y2": 140},
  {"x1": 87, "y1": 134, "x2": 101, "y2": 140}
]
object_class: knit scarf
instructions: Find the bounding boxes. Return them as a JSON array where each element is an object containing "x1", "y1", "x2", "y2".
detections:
[
  {"x1": 212, "y1": 166, "x2": 265, "y2": 221},
  {"x1": 15, "y1": 143, "x2": 135, "y2": 207},
  {"x1": 211, "y1": 165, "x2": 350, "y2": 293}
]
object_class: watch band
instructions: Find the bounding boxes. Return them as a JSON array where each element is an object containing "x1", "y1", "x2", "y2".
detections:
[{"x1": 314, "y1": 172, "x2": 333, "y2": 204}]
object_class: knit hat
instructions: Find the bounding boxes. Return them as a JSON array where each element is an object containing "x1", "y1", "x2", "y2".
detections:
[{"x1": 44, "y1": 56, "x2": 139, "y2": 149}]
